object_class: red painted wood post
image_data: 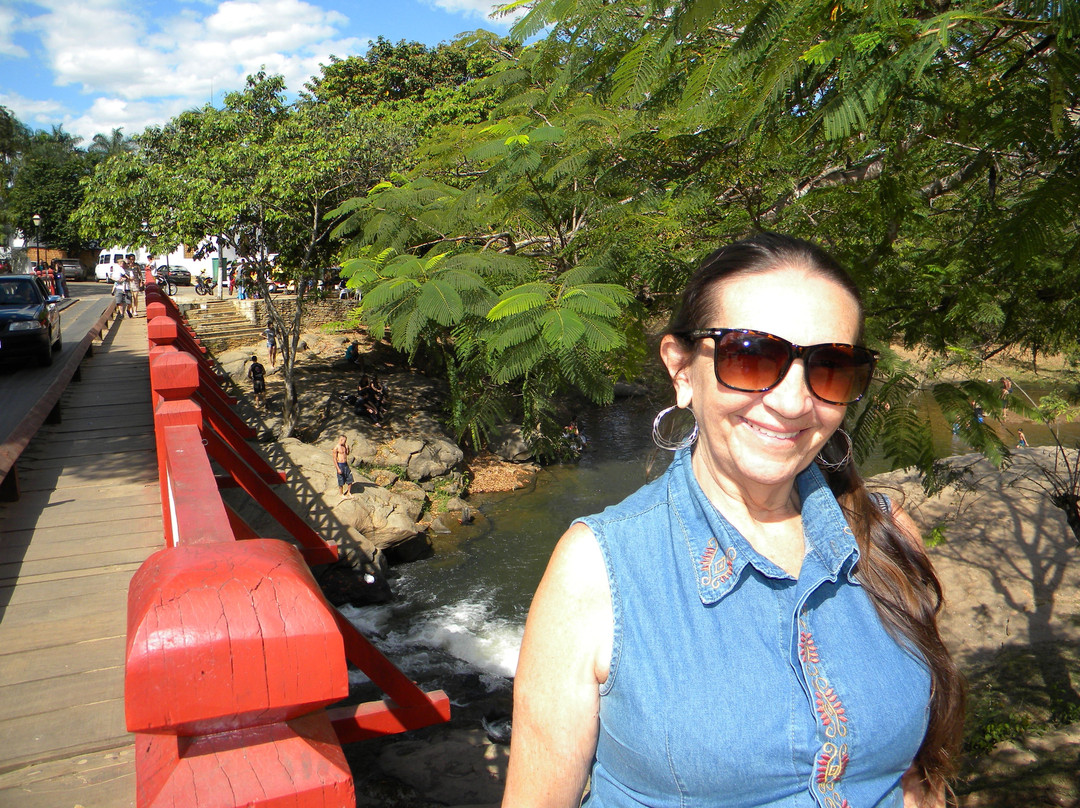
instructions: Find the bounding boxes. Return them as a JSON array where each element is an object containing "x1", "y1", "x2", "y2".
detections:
[
  {"x1": 127, "y1": 539, "x2": 353, "y2": 807},
  {"x1": 148, "y1": 346, "x2": 200, "y2": 549}
]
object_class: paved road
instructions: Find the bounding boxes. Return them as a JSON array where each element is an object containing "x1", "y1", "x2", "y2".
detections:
[{"x1": 0, "y1": 281, "x2": 116, "y2": 441}]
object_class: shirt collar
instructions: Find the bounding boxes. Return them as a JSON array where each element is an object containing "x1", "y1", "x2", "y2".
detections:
[{"x1": 667, "y1": 448, "x2": 861, "y2": 606}]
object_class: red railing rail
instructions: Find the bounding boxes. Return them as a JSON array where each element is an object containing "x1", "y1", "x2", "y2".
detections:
[{"x1": 125, "y1": 277, "x2": 449, "y2": 807}]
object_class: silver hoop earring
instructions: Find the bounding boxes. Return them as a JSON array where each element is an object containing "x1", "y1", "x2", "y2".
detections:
[
  {"x1": 816, "y1": 428, "x2": 853, "y2": 472},
  {"x1": 652, "y1": 405, "x2": 699, "y2": 451}
]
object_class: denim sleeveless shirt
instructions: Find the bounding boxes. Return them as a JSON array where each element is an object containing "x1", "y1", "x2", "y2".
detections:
[{"x1": 576, "y1": 449, "x2": 931, "y2": 807}]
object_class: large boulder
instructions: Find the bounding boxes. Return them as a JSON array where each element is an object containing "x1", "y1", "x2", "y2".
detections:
[
  {"x1": 488, "y1": 424, "x2": 532, "y2": 462},
  {"x1": 373, "y1": 418, "x2": 464, "y2": 481}
]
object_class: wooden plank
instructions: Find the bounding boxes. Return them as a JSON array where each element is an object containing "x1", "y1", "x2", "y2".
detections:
[
  {"x1": 0, "y1": 586, "x2": 130, "y2": 632},
  {"x1": 12, "y1": 470, "x2": 158, "y2": 494},
  {"x1": 0, "y1": 488, "x2": 159, "y2": 522},
  {"x1": 0, "y1": 525, "x2": 160, "y2": 563},
  {"x1": 0, "y1": 746, "x2": 135, "y2": 808},
  {"x1": 0, "y1": 636, "x2": 126, "y2": 687},
  {"x1": 0, "y1": 569, "x2": 136, "y2": 609},
  {"x1": 20, "y1": 434, "x2": 155, "y2": 461},
  {"x1": 0, "y1": 560, "x2": 144, "y2": 589},
  {"x1": 0, "y1": 600, "x2": 129, "y2": 656},
  {"x1": 0, "y1": 697, "x2": 131, "y2": 775},
  {"x1": 18, "y1": 450, "x2": 157, "y2": 473},
  {"x1": 0, "y1": 665, "x2": 123, "y2": 722},
  {"x1": 0, "y1": 545, "x2": 156, "y2": 585}
]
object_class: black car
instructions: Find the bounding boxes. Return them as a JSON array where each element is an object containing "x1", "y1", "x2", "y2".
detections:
[
  {"x1": 163, "y1": 265, "x2": 192, "y2": 285},
  {"x1": 0, "y1": 275, "x2": 62, "y2": 366}
]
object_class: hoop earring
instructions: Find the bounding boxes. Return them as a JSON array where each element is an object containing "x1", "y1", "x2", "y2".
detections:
[
  {"x1": 816, "y1": 428, "x2": 852, "y2": 472},
  {"x1": 652, "y1": 405, "x2": 699, "y2": 451}
]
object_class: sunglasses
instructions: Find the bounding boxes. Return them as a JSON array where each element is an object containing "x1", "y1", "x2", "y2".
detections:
[{"x1": 685, "y1": 328, "x2": 878, "y2": 405}]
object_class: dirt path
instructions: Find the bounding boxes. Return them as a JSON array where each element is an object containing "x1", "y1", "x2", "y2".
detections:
[{"x1": 872, "y1": 451, "x2": 1080, "y2": 805}]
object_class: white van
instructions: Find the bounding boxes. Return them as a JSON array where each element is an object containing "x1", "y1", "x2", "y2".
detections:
[{"x1": 95, "y1": 249, "x2": 131, "y2": 283}]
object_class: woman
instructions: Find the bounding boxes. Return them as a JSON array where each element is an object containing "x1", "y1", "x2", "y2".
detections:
[{"x1": 503, "y1": 234, "x2": 963, "y2": 808}]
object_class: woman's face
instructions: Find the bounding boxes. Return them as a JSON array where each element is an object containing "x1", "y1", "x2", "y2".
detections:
[{"x1": 661, "y1": 266, "x2": 861, "y2": 502}]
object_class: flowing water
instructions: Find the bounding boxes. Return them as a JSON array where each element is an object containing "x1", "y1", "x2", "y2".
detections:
[{"x1": 343, "y1": 385, "x2": 1080, "y2": 693}]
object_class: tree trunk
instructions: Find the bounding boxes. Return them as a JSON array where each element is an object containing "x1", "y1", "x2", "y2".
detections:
[
  {"x1": 278, "y1": 288, "x2": 305, "y2": 439},
  {"x1": 1050, "y1": 493, "x2": 1080, "y2": 546}
]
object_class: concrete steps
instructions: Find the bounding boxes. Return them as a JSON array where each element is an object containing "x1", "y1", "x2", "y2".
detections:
[{"x1": 183, "y1": 299, "x2": 263, "y2": 348}]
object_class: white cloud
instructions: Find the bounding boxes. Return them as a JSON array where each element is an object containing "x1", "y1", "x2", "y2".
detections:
[
  {"x1": 0, "y1": 7, "x2": 29, "y2": 57},
  {"x1": 24, "y1": 0, "x2": 364, "y2": 137},
  {"x1": 0, "y1": 91, "x2": 64, "y2": 126},
  {"x1": 423, "y1": 0, "x2": 514, "y2": 25}
]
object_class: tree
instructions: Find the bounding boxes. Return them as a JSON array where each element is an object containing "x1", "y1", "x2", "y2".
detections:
[
  {"x1": 0, "y1": 106, "x2": 31, "y2": 248},
  {"x1": 334, "y1": 86, "x2": 654, "y2": 453},
  {"x1": 76, "y1": 70, "x2": 419, "y2": 437},
  {"x1": 87, "y1": 128, "x2": 137, "y2": 161},
  {"x1": 8, "y1": 127, "x2": 94, "y2": 254}
]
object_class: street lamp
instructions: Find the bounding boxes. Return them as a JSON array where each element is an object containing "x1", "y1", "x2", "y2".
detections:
[{"x1": 31, "y1": 214, "x2": 42, "y2": 271}]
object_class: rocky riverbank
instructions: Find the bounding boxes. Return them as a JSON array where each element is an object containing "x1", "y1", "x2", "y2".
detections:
[{"x1": 211, "y1": 329, "x2": 1080, "y2": 807}]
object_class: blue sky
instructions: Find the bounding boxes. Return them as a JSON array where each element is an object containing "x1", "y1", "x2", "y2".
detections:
[{"x1": 0, "y1": 0, "x2": 514, "y2": 142}]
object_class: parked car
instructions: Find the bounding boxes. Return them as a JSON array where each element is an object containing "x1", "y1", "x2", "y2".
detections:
[
  {"x1": 162, "y1": 265, "x2": 192, "y2": 285},
  {"x1": 0, "y1": 274, "x2": 62, "y2": 366},
  {"x1": 55, "y1": 259, "x2": 87, "y2": 281}
]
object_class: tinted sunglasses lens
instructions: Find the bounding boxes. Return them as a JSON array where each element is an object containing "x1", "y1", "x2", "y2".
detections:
[
  {"x1": 714, "y1": 332, "x2": 791, "y2": 391},
  {"x1": 806, "y1": 345, "x2": 875, "y2": 404}
]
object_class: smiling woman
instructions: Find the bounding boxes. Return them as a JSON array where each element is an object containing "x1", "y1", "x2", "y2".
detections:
[{"x1": 503, "y1": 234, "x2": 965, "y2": 808}]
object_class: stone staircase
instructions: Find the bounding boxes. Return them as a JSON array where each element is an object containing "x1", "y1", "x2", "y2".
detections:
[{"x1": 182, "y1": 298, "x2": 264, "y2": 350}]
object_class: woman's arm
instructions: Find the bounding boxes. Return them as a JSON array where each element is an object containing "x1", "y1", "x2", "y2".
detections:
[{"x1": 502, "y1": 521, "x2": 614, "y2": 808}]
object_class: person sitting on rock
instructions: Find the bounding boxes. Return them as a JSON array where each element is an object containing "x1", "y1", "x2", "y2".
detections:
[
  {"x1": 344, "y1": 340, "x2": 361, "y2": 365},
  {"x1": 355, "y1": 375, "x2": 383, "y2": 427},
  {"x1": 369, "y1": 375, "x2": 388, "y2": 416}
]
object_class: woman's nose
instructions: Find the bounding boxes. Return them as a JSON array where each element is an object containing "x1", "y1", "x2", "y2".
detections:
[{"x1": 761, "y1": 360, "x2": 814, "y2": 417}]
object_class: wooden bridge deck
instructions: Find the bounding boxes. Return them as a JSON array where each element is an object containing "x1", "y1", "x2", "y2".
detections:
[{"x1": 0, "y1": 315, "x2": 160, "y2": 807}]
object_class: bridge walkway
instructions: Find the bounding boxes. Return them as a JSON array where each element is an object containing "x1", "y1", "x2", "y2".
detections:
[{"x1": 0, "y1": 314, "x2": 158, "y2": 807}]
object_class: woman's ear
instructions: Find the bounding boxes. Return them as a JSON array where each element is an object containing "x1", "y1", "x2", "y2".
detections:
[{"x1": 660, "y1": 335, "x2": 694, "y2": 409}]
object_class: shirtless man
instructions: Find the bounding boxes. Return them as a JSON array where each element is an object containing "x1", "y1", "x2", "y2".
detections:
[{"x1": 331, "y1": 435, "x2": 353, "y2": 498}]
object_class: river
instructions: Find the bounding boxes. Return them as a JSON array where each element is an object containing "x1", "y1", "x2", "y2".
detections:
[{"x1": 341, "y1": 385, "x2": 1080, "y2": 695}]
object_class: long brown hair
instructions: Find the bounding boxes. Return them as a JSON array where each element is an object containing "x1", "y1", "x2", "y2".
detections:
[{"x1": 666, "y1": 233, "x2": 964, "y2": 798}]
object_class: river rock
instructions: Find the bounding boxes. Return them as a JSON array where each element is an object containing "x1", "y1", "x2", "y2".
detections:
[
  {"x1": 374, "y1": 430, "x2": 464, "y2": 482},
  {"x1": 377, "y1": 728, "x2": 507, "y2": 806},
  {"x1": 488, "y1": 424, "x2": 532, "y2": 462}
]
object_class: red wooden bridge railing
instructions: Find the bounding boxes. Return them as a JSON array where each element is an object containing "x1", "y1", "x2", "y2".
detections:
[{"x1": 126, "y1": 277, "x2": 450, "y2": 807}]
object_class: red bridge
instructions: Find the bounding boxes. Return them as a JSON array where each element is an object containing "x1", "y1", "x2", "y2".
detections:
[{"x1": 0, "y1": 276, "x2": 450, "y2": 806}]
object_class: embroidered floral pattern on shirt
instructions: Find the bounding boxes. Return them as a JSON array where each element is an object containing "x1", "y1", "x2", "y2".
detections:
[
  {"x1": 799, "y1": 618, "x2": 851, "y2": 807},
  {"x1": 699, "y1": 539, "x2": 736, "y2": 589}
]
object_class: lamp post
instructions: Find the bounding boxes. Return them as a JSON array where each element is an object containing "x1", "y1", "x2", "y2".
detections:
[{"x1": 31, "y1": 214, "x2": 42, "y2": 271}]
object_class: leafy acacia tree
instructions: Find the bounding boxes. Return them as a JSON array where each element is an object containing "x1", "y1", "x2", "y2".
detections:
[{"x1": 334, "y1": 86, "x2": 655, "y2": 453}]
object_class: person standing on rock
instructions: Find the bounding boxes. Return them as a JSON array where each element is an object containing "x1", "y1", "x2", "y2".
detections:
[
  {"x1": 247, "y1": 355, "x2": 266, "y2": 408},
  {"x1": 332, "y1": 435, "x2": 354, "y2": 498}
]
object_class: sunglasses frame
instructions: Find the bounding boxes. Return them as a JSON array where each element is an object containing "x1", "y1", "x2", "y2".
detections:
[{"x1": 684, "y1": 328, "x2": 879, "y2": 405}]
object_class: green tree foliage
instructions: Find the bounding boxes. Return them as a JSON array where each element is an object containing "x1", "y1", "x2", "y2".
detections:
[
  {"x1": 87, "y1": 128, "x2": 136, "y2": 161},
  {"x1": 0, "y1": 106, "x2": 31, "y2": 246},
  {"x1": 8, "y1": 127, "x2": 94, "y2": 254},
  {"x1": 76, "y1": 69, "x2": 418, "y2": 438},
  {"x1": 483, "y1": 0, "x2": 1080, "y2": 477},
  {"x1": 334, "y1": 85, "x2": 655, "y2": 453}
]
